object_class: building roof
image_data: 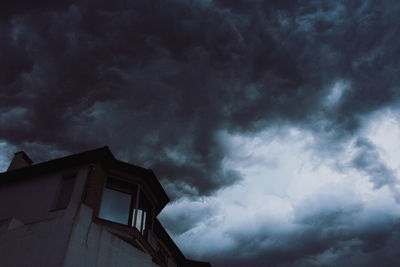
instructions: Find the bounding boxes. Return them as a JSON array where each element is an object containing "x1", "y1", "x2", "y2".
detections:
[{"x1": 0, "y1": 146, "x2": 170, "y2": 213}]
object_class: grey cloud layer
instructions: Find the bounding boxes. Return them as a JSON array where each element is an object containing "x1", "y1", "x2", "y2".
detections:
[
  {"x1": 217, "y1": 201, "x2": 400, "y2": 267},
  {"x1": 2, "y1": 0, "x2": 399, "y2": 194}
]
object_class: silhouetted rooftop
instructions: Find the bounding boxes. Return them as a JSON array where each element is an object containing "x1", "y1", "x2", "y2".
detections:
[{"x1": 0, "y1": 146, "x2": 169, "y2": 213}]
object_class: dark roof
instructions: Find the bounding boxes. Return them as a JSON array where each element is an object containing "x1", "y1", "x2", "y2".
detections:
[
  {"x1": 154, "y1": 218, "x2": 186, "y2": 263},
  {"x1": 0, "y1": 146, "x2": 169, "y2": 212},
  {"x1": 0, "y1": 146, "x2": 114, "y2": 183}
]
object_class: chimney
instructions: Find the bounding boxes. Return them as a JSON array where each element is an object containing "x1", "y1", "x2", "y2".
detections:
[{"x1": 7, "y1": 151, "x2": 34, "y2": 171}]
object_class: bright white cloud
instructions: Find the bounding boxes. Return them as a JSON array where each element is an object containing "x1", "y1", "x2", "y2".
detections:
[{"x1": 160, "y1": 109, "x2": 400, "y2": 263}]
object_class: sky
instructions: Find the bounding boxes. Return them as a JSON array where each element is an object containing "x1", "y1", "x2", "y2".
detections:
[{"x1": 1, "y1": 0, "x2": 400, "y2": 266}]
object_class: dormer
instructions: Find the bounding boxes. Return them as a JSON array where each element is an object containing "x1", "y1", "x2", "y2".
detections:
[
  {"x1": 97, "y1": 172, "x2": 161, "y2": 235},
  {"x1": 83, "y1": 157, "x2": 171, "y2": 259}
]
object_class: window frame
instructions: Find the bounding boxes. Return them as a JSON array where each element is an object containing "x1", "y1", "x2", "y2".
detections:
[{"x1": 98, "y1": 176, "x2": 154, "y2": 234}]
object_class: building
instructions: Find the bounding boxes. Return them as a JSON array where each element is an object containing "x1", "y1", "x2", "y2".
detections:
[{"x1": 0, "y1": 147, "x2": 211, "y2": 267}]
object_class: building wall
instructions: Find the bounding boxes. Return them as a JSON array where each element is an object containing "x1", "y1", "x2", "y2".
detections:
[
  {"x1": 0, "y1": 165, "x2": 91, "y2": 267},
  {"x1": 63, "y1": 204, "x2": 159, "y2": 267},
  {"x1": 0, "y1": 214, "x2": 74, "y2": 267},
  {"x1": 0, "y1": 172, "x2": 62, "y2": 224},
  {"x1": 0, "y1": 165, "x2": 89, "y2": 224}
]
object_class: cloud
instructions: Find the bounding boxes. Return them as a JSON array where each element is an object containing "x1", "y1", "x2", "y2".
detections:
[
  {"x1": 162, "y1": 118, "x2": 400, "y2": 266},
  {"x1": 350, "y1": 137, "x2": 400, "y2": 199},
  {"x1": 2, "y1": 0, "x2": 400, "y2": 197}
]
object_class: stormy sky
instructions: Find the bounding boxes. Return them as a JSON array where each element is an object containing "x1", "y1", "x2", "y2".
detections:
[{"x1": 1, "y1": 0, "x2": 400, "y2": 266}]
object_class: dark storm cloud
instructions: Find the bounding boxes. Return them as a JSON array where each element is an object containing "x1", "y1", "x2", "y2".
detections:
[
  {"x1": 3, "y1": 0, "x2": 400, "y2": 196},
  {"x1": 2, "y1": 0, "x2": 313, "y2": 196},
  {"x1": 1, "y1": 0, "x2": 73, "y2": 22}
]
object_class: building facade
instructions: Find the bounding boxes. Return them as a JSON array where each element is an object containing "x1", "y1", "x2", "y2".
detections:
[{"x1": 0, "y1": 147, "x2": 211, "y2": 267}]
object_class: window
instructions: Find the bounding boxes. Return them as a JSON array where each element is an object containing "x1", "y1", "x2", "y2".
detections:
[
  {"x1": 98, "y1": 177, "x2": 153, "y2": 234},
  {"x1": 98, "y1": 187, "x2": 131, "y2": 225}
]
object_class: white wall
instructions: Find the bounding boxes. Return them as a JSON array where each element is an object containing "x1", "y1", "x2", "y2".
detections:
[
  {"x1": 0, "y1": 213, "x2": 74, "y2": 267},
  {"x1": 63, "y1": 204, "x2": 159, "y2": 267},
  {"x1": 0, "y1": 166, "x2": 91, "y2": 267},
  {"x1": 0, "y1": 165, "x2": 89, "y2": 224}
]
